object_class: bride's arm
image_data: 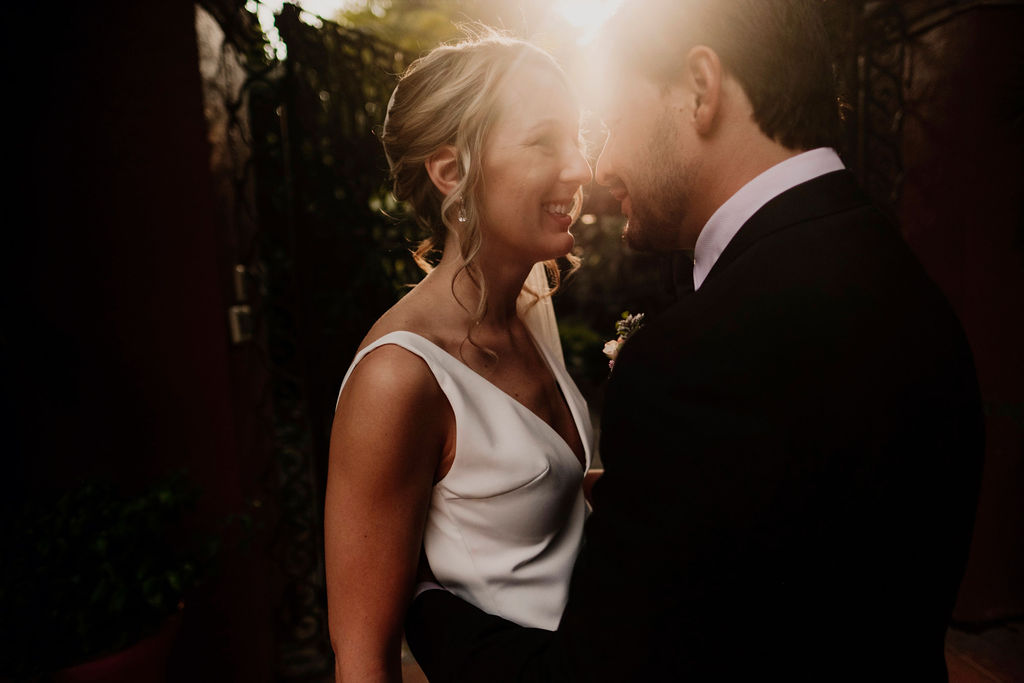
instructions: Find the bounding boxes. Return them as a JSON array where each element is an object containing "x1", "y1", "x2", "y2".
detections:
[{"x1": 325, "y1": 345, "x2": 453, "y2": 683}]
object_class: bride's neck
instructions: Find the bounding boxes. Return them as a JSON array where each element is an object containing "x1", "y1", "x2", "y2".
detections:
[{"x1": 432, "y1": 239, "x2": 530, "y2": 331}]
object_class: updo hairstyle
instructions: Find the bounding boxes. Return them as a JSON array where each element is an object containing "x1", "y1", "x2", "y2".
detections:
[{"x1": 380, "y1": 31, "x2": 582, "y2": 323}]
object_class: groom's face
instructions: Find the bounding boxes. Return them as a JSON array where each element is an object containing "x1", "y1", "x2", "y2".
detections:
[{"x1": 595, "y1": 76, "x2": 701, "y2": 252}]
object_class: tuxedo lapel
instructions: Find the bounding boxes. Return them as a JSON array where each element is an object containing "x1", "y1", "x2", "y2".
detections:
[{"x1": 702, "y1": 170, "x2": 871, "y2": 287}]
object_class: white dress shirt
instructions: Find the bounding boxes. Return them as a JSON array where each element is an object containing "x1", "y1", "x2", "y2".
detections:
[{"x1": 692, "y1": 147, "x2": 846, "y2": 291}]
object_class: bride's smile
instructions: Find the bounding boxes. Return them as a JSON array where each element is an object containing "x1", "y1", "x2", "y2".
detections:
[{"x1": 475, "y1": 63, "x2": 592, "y2": 266}]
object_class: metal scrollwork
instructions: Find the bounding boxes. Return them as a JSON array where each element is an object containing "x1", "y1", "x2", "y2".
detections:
[
  {"x1": 858, "y1": 1, "x2": 908, "y2": 216},
  {"x1": 195, "y1": 2, "x2": 411, "y2": 680},
  {"x1": 855, "y1": 0, "x2": 1024, "y2": 216},
  {"x1": 196, "y1": 1, "x2": 335, "y2": 679}
]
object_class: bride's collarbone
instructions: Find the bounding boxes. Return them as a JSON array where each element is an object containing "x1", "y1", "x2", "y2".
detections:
[
  {"x1": 457, "y1": 332, "x2": 544, "y2": 377},
  {"x1": 374, "y1": 307, "x2": 554, "y2": 402},
  {"x1": 445, "y1": 327, "x2": 583, "y2": 460},
  {"x1": 478, "y1": 348, "x2": 563, "y2": 413}
]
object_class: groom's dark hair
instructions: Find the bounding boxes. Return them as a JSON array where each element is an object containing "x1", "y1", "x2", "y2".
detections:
[{"x1": 603, "y1": 0, "x2": 841, "y2": 151}]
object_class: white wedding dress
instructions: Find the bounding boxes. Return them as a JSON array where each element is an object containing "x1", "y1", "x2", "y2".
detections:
[{"x1": 337, "y1": 263, "x2": 592, "y2": 630}]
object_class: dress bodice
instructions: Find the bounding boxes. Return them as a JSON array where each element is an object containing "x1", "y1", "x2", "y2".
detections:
[{"x1": 338, "y1": 330, "x2": 593, "y2": 629}]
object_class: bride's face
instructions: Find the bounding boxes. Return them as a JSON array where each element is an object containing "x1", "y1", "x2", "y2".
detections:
[{"x1": 475, "y1": 63, "x2": 592, "y2": 265}]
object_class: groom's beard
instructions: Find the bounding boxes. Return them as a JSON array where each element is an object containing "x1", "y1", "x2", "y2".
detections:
[{"x1": 623, "y1": 108, "x2": 696, "y2": 253}]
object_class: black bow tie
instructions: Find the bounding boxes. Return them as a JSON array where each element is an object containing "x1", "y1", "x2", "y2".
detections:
[{"x1": 671, "y1": 251, "x2": 695, "y2": 296}]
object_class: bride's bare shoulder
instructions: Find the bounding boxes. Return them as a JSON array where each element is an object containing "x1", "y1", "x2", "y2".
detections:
[
  {"x1": 338, "y1": 302, "x2": 447, "y2": 421},
  {"x1": 356, "y1": 279, "x2": 462, "y2": 353}
]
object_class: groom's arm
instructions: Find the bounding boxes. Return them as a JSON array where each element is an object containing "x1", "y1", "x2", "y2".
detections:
[{"x1": 405, "y1": 590, "x2": 574, "y2": 683}]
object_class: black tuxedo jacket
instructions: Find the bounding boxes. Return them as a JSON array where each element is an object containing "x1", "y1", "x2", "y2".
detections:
[{"x1": 405, "y1": 171, "x2": 984, "y2": 681}]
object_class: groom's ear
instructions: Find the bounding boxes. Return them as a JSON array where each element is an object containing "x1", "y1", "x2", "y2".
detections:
[
  {"x1": 425, "y1": 145, "x2": 461, "y2": 196},
  {"x1": 685, "y1": 46, "x2": 722, "y2": 136}
]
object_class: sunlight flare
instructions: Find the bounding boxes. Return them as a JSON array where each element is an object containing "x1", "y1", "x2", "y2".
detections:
[{"x1": 553, "y1": 0, "x2": 625, "y2": 44}]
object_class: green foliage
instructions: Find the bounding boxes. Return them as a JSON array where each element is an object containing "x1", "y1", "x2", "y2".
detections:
[
  {"x1": 558, "y1": 317, "x2": 607, "y2": 386},
  {"x1": 338, "y1": 0, "x2": 471, "y2": 53},
  {"x1": 0, "y1": 474, "x2": 218, "y2": 678},
  {"x1": 336, "y1": 0, "x2": 580, "y2": 62},
  {"x1": 249, "y1": 5, "x2": 422, "y2": 458}
]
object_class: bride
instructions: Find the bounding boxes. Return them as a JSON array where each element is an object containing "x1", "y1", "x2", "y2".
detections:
[{"x1": 324, "y1": 34, "x2": 595, "y2": 681}]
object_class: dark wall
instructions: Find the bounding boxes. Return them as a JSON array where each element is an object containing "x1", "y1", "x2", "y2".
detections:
[
  {"x1": 5, "y1": 0, "x2": 278, "y2": 679},
  {"x1": 896, "y1": 5, "x2": 1024, "y2": 622}
]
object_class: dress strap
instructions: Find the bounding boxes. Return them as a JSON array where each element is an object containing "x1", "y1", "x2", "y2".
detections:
[{"x1": 336, "y1": 331, "x2": 451, "y2": 409}]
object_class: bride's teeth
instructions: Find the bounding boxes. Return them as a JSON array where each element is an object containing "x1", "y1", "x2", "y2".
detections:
[{"x1": 545, "y1": 203, "x2": 569, "y2": 215}]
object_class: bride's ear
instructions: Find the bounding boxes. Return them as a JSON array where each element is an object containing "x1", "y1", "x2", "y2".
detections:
[{"x1": 425, "y1": 145, "x2": 461, "y2": 196}]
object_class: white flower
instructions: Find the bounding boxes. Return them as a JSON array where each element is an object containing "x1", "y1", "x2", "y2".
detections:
[
  {"x1": 603, "y1": 311, "x2": 645, "y2": 373},
  {"x1": 603, "y1": 338, "x2": 623, "y2": 360}
]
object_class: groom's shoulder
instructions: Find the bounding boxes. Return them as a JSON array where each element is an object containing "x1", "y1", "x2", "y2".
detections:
[
  {"x1": 633, "y1": 222, "x2": 916, "y2": 344},
  {"x1": 707, "y1": 192, "x2": 919, "y2": 305}
]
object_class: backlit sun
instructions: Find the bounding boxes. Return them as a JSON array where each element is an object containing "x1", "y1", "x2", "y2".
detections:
[{"x1": 553, "y1": 0, "x2": 625, "y2": 44}]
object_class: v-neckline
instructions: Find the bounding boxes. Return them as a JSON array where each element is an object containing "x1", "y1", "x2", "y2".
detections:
[{"x1": 382, "y1": 330, "x2": 588, "y2": 470}]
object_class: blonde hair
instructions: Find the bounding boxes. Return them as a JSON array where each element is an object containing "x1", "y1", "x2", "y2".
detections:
[{"x1": 380, "y1": 31, "x2": 582, "y2": 329}]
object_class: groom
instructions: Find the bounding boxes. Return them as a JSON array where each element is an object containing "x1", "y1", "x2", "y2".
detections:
[{"x1": 406, "y1": 1, "x2": 984, "y2": 679}]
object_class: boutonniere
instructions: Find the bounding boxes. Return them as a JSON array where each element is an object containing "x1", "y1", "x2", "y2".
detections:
[{"x1": 603, "y1": 311, "x2": 645, "y2": 372}]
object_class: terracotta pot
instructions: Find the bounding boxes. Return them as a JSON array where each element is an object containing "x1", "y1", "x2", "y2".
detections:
[{"x1": 53, "y1": 608, "x2": 183, "y2": 683}]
